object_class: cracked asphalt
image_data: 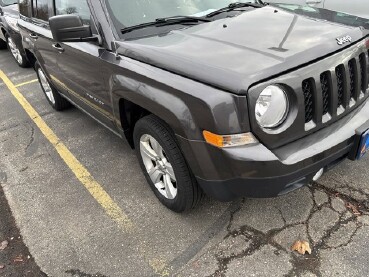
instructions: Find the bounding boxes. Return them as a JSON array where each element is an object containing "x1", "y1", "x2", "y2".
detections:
[{"x1": 1, "y1": 49, "x2": 369, "y2": 277}]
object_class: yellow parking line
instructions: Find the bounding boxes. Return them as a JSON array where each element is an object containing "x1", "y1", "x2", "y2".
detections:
[
  {"x1": 0, "y1": 71, "x2": 172, "y2": 276},
  {"x1": 0, "y1": 71, "x2": 133, "y2": 232},
  {"x1": 15, "y1": 79, "x2": 38, "y2": 88}
]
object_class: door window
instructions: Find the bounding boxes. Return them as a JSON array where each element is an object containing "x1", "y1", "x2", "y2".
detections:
[
  {"x1": 55, "y1": 0, "x2": 91, "y2": 25},
  {"x1": 19, "y1": 0, "x2": 31, "y2": 17},
  {"x1": 32, "y1": 0, "x2": 49, "y2": 21}
]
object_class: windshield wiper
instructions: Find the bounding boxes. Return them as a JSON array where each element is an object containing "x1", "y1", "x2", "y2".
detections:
[
  {"x1": 121, "y1": 16, "x2": 211, "y2": 34},
  {"x1": 156, "y1": 16, "x2": 211, "y2": 23},
  {"x1": 206, "y1": 2, "x2": 263, "y2": 18}
]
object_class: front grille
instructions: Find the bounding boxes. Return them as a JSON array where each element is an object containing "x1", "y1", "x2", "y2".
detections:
[
  {"x1": 348, "y1": 59, "x2": 357, "y2": 99},
  {"x1": 302, "y1": 49, "x2": 369, "y2": 125},
  {"x1": 335, "y1": 64, "x2": 345, "y2": 107},
  {"x1": 360, "y1": 53, "x2": 368, "y2": 92},
  {"x1": 320, "y1": 72, "x2": 331, "y2": 115},
  {"x1": 250, "y1": 43, "x2": 369, "y2": 150},
  {"x1": 302, "y1": 79, "x2": 314, "y2": 123}
]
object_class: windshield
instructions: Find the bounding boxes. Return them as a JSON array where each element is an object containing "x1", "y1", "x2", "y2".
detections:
[
  {"x1": 0, "y1": 0, "x2": 17, "y2": 6},
  {"x1": 105, "y1": 0, "x2": 259, "y2": 30},
  {"x1": 274, "y1": 3, "x2": 369, "y2": 28}
]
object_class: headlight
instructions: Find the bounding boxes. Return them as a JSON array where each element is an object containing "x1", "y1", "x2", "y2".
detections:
[
  {"x1": 255, "y1": 85, "x2": 289, "y2": 128},
  {"x1": 5, "y1": 17, "x2": 19, "y2": 32}
]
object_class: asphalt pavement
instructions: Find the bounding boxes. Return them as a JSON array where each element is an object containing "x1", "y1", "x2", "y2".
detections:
[
  {"x1": 0, "y1": 182, "x2": 47, "y2": 276},
  {"x1": 0, "y1": 49, "x2": 369, "y2": 277}
]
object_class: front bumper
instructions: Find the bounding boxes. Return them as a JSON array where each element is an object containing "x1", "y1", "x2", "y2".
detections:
[{"x1": 177, "y1": 98, "x2": 369, "y2": 201}]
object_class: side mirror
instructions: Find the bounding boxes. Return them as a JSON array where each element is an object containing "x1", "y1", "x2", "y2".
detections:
[{"x1": 49, "y1": 14, "x2": 98, "y2": 42}]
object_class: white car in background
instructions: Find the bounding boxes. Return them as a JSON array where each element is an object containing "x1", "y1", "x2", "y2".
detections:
[{"x1": 266, "y1": 0, "x2": 368, "y2": 19}]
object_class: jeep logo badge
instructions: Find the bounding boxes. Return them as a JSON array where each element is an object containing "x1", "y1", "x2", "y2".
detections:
[{"x1": 336, "y1": 35, "x2": 352, "y2": 45}]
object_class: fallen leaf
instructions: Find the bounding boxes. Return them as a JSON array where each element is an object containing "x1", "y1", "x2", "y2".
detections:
[
  {"x1": 346, "y1": 202, "x2": 361, "y2": 216},
  {"x1": 0, "y1": 241, "x2": 8, "y2": 250},
  {"x1": 192, "y1": 261, "x2": 200, "y2": 268},
  {"x1": 291, "y1": 240, "x2": 312, "y2": 255},
  {"x1": 13, "y1": 255, "x2": 24, "y2": 263}
]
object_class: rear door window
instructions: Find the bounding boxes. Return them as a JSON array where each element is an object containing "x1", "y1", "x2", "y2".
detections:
[
  {"x1": 32, "y1": 0, "x2": 49, "y2": 21},
  {"x1": 54, "y1": 0, "x2": 91, "y2": 25}
]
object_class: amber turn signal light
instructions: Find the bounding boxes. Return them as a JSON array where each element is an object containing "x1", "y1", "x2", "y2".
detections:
[{"x1": 203, "y1": 131, "x2": 258, "y2": 148}]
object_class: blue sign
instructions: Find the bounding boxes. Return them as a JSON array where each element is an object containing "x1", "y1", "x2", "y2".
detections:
[{"x1": 357, "y1": 130, "x2": 369, "y2": 160}]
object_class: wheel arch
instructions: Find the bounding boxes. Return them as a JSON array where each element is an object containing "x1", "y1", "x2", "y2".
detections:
[
  {"x1": 116, "y1": 89, "x2": 198, "y2": 149},
  {"x1": 24, "y1": 48, "x2": 36, "y2": 67},
  {"x1": 1, "y1": 27, "x2": 7, "y2": 38},
  {"x1": 118, "y1": 98, "x2": 150, "y2": 148}
]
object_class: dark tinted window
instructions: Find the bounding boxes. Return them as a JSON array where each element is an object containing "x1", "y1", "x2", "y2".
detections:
[
  {"x1": 33, "y1": 0, "x2": 49, "y2": 21},
  {"x1": 55, "y1": 0, "x2": 91, "y2": 25},
  {"x1": 19, "y1": 0, "x2": 31, "y2": 17}
]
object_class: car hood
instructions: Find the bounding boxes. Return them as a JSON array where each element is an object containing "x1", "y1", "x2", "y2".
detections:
[{"x1": 116, "y1": 6, "x2": 369, "y2": 94}]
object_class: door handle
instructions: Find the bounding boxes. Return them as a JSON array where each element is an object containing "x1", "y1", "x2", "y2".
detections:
[
  {"x1": 29, "y1": 33, "x2": 38, "y2": 40},
  {"x1": 52, "y1": 43, "x2": 64, "y2": 53}
]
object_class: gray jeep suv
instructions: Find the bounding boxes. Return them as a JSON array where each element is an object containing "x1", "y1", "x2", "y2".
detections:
[{"x1": 18, "y1": 0, "x2": 369, "y2": 212}]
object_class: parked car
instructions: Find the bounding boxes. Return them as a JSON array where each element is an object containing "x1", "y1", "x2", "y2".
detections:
[
  {"x1": 266, "y1": 0, "x2": 369, "y2": 19},
  {"x1": 18, "y1": 0, "x2": 369, "y2": 212},
  {"x1": 0, "y1": 0, "x2": 30, "y2": 67}
]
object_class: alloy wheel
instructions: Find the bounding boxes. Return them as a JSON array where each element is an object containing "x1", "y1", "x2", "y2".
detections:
[
  {"x1": 37, "y1": 68, "x2": 55, "y2": 105},
  {"x1": 140, "y1": 134, "x2": 177, "y2": 199},
  {"x1": 7, "y1": 37, "x2": 23, "y2": 65}
]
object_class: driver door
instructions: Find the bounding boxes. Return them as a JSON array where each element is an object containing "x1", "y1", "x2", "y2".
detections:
[{"x1": 53, "y1": 0, "x2": 116, "y2": 130}]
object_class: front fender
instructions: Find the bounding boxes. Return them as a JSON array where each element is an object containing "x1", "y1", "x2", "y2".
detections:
[{"x1": 110, "y1": 56, "x2": 251, "y2": 140}]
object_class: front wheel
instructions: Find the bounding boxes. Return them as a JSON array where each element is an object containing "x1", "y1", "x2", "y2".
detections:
[
  {"x1": 134, "y1": 115, "x2": 204, "y2": 212},
  {"x1": 35, "y1": 62, "x2": 71, "y2": 111},
  {"x1": 7, "y1": 36, "x2": 29, "y2": 68}
]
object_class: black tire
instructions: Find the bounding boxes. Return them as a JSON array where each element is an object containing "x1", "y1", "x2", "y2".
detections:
[
  {"x1": 0, "y1": 39, "x2": 7, "y2": 50},
  {"x1": 6, "y1": 36, "x2": 30, "y2": 68},
  {"x1": 35, "y1": 62, "x2": 71, "y2": 111},
  {"x1": 133, "y1": 115, "x2": 204, "y2": 212}
]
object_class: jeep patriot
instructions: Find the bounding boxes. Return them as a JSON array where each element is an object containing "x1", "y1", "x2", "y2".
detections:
[{"x1": 18, "y1": 0, "x2": 369, "y2": 212}]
